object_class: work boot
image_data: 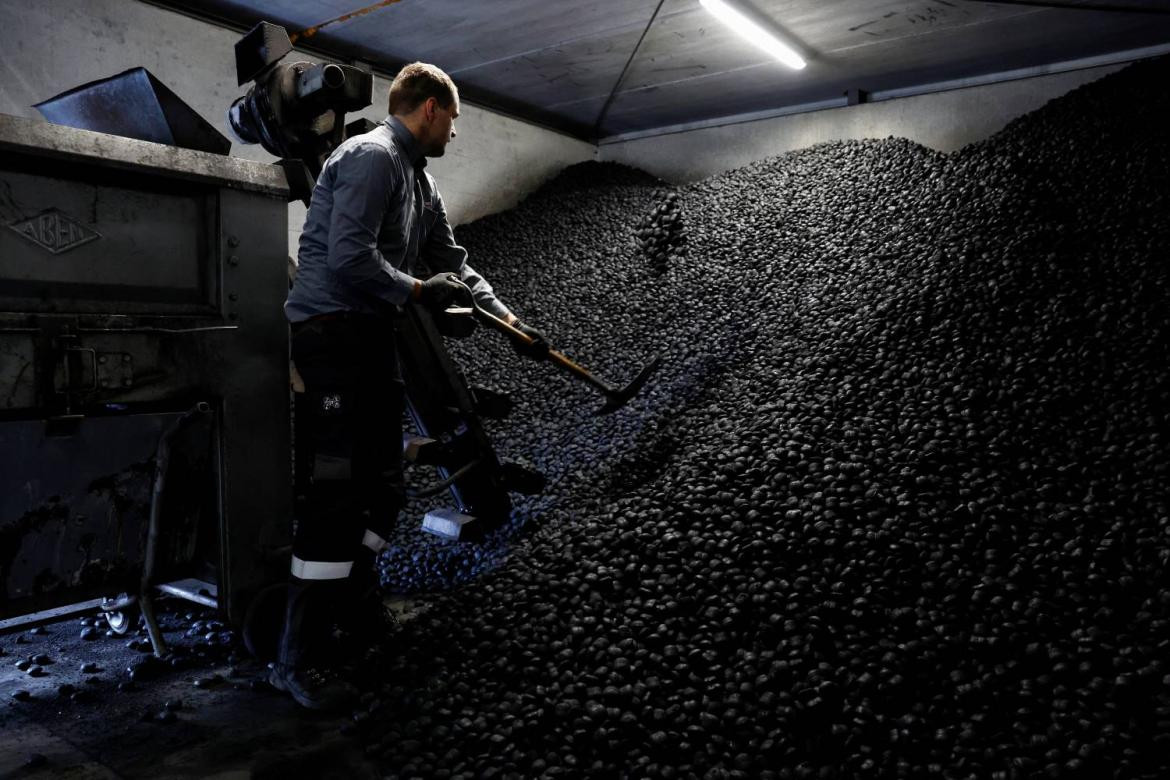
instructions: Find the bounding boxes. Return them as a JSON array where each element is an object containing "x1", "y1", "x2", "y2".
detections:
[
  {"x1": 267, "y1": 662, "x2": 356, "y2": 711},
  {"x1": 272, "y1": 579, "x2": 356, "y2": 711}
]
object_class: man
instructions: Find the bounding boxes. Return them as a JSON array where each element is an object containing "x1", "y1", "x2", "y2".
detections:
[{"x1": 275, "y1": 62, "x2": 548, "y2": 709}]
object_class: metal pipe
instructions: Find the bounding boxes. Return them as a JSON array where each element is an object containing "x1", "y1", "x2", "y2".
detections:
[
  {"x1": 405, "y1": 458, "x2": 482, "y2": 499},
  {"x1": 141, "y1": 401, "x2": 212, "y2": 656},
  {"x1": 296, "y1": 63, "x2": 346, "y2": 99},
  {"x1": 77, "y1": 325, "x2": 240, "y2": 334},
  {"x1": 0, "y1": 597, "x2": 109, "y2": 634}
]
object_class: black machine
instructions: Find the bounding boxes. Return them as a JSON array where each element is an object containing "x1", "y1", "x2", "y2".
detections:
[
  {"x1": 0, "y1": 97, "x2": 291, "y2": 651},
  {"x1": 226, "y1": 22, "x2": 374, "y2": 204}
]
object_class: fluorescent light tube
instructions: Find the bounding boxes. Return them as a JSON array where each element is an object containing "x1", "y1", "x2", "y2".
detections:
[{"x1": 699, "y1": 0, "x2": 806, "y2": 70}]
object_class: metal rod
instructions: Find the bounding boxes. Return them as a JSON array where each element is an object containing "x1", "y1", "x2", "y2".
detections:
[
  {"x1": 591, "y1": 0, "x2": 668, "y2": 138},
  {"x1": 405, "y1": 458, "x2": 482, "y2": 499},
  {"x1": 139, "y1": 597, "x2": 166, "y2": 657},
  {"x1": 141, "y1": 401, "x2": 212, "y2": 657},
  {"x1": 155, "y1": 579, "x2": 218, "y2": 609},
  {"x1": 0, "y1": 597, "x2": 109, "y2": 633},
  {"x1": 78, "y1": 325, "x2": 240, "y2": 334}
]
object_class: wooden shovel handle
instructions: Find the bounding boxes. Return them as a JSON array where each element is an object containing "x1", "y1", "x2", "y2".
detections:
[{"x1": 472, "y1": 307, "x2": 612, "y2": 393}]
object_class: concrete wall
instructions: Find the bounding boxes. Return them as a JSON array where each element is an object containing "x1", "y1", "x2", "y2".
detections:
[
  {"x1": 0, "y1": 0, "x2": 595, "y2": 257},
  {"x1": 598, "y1": 64, "x2": 1124, "y2": 182}
]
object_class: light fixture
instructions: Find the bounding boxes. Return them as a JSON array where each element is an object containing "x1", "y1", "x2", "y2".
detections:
[{"x1": 699, "y1": 0, "x2": 806, "y2": 70}]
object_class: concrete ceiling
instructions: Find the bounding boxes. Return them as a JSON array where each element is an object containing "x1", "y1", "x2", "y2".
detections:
[{"x1": 160, "y1": 0, "x2": 1170, "y2": 140}]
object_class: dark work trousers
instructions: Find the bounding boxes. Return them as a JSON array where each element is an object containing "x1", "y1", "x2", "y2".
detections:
[
  {"x1": 282, "y1": 313, "x2": 405, "y2": 668},
  {"x1": 292, "y1": 312, "x2": 405, "y2": 573}
]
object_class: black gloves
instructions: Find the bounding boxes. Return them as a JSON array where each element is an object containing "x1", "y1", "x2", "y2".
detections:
[
  {"x1": 512, "y1": 319, "x2": 550, "y2": 360},
  {"x1": 417, "y1": 272, "x2": 466, "y2": 310}
]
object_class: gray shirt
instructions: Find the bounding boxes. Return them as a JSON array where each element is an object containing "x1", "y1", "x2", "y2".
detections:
[{"x1": 286, "y1": 116, "x2": 509, "y2": 322}]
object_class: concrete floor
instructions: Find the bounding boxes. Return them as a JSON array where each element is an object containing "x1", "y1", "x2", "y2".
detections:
[{"x1": 0, "y1": 597, "x2": 425, "y2": 779}]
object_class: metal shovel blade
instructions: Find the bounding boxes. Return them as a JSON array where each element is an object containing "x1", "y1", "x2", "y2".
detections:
[{"x1": 596, "y1": 355, "x2": 662, "y2": 415}]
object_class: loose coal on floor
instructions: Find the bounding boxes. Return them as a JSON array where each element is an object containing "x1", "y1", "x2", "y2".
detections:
[{"x1": 370, "y1": 57, "x2": 1170, "y2": 778}]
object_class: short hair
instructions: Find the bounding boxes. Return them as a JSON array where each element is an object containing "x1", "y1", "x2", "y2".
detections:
[{"x1": 388, "y1": 63, "x2": 458, "y2": 115}]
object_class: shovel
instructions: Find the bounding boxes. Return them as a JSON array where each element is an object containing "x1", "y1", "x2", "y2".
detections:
[{"x1": 450, "y1": 282, "x2": 661, "y2": 415}]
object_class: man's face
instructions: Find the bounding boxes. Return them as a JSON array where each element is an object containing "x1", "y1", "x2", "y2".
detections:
[{"x1": 424, "y1": 97, "x2": 459, "y2": 157}]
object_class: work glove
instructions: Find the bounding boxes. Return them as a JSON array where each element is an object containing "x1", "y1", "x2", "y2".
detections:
[
  {"x1": 417, "y1": 272, "x2": 465, "y2": 310},
  {"x1": 511, "y1": 319, "x2": 550, "y2": 360}
]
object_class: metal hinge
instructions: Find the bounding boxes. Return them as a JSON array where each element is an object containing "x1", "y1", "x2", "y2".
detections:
[{"x1": 53, "y1": 349, "x2": 134, "y2": 392}]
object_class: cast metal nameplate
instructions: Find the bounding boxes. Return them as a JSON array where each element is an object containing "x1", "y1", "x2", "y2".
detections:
[{"x1": 7, "y1": 208, "x2": 100, "y2": 255}]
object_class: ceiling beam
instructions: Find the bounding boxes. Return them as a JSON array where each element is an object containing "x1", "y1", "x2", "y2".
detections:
[
  {"x1": 963, "y1": 0, "x2": 1170, "y2": 13},
  {"x1": 591, "y1": 0, "x2": 668, "y2": 135}
]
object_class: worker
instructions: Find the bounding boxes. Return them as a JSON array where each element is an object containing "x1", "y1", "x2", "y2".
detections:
[{"x1": 275, "y1": 62, "x2": 549, "y2": 710}]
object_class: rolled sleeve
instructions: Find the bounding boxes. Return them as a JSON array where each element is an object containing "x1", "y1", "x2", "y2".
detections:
[
  {"x1": 422, "y1": 189, "x2": 511, "y2": 319},
  {"x1": 327, "y1": 143, "x2": 418, "y2": 306}
]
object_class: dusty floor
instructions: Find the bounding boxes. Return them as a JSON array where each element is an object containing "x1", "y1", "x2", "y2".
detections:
[{"x1": 0, "y1": 597, "x2": 426, "y2": 779}]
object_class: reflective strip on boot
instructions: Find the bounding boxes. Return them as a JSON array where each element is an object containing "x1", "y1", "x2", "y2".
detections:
[
  {"x1": 290, "y1": 556, "x2": 353, "y2": 580},
  {"x1": 362, "y1": 529, "x2": 389, "y2": 553}
]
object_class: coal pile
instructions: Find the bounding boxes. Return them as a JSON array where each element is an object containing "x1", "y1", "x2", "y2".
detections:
[
  {"x1": 635, "y1": 190, "x2": 687, "y2": 273},
  {"x1": 370, "y1": 58, "x2": 1170, "y2": 778}
]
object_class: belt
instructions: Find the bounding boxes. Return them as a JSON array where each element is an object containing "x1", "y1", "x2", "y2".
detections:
[
  {"x1": 291, "y1": 310, "x2": 400, "y2": 333},
  {"x1": 306, "y1": 311, "x2": 365, "y2": 323}
]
